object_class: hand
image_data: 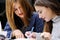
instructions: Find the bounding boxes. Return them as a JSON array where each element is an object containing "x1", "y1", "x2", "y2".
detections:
[
  {"x1": 40, "y1": 32, "x2": 51, "y2": 40},
  {"x1": 12, "y1": 29, "x2": 24, "y2": 38},
  {"x1": 25, "y1": 31, "x2": 36, "y2": 38}
]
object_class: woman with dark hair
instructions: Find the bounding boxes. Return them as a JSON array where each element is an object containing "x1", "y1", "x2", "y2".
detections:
[
  {"x1": 25, "y1": 0, "x2": 60, "y2": 40},
  {"x1": 4, "y1": 0, "x2": 44, "y2": 38}
]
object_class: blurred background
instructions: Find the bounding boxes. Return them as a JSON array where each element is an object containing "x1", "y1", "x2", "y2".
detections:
[{"x1": 0, "y1": 0, "x2": 6, "y2": 29}]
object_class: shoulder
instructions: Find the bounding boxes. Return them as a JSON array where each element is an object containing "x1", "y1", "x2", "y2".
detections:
[
  {"x1": 32, "y1": 12, "x2": 43, "y2": 21},
  {"x1": 5, "y1": 22, "x2": 9, "y2": 26},
  {"x1": 33, "y1": 12, "x2": 38, "y2": 16},
  {"x1": 31, "y1": 12, "x2": 39, "y2": 18}
]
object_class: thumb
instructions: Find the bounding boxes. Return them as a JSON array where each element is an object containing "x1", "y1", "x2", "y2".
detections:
[
  {"x1": 40, "y1": 33, "x2": 45, "y2": 38},
  {"x1": 25, "y1": 32, "x2": 31, "y2": 37}
]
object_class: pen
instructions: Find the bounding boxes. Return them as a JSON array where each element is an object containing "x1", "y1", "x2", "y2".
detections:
[
  {"x1": 27, "y1": 27, "x2": 34, "y2": 38},
  {"x1": 31, "y1": 27, "x2": 34, "y2": 33}
]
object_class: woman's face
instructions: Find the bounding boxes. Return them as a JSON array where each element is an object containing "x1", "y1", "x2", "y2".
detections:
[
  {"x1": 13, "y1": 2, "x2": 24, "y2": 18},
  {"x1": 35, "y1": 6, "x2": 56, "y2": 22}
]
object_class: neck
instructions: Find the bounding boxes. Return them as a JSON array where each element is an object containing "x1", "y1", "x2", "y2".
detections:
[{"x1": 52, "y1": 12, "x2": 57, "y2": 19}]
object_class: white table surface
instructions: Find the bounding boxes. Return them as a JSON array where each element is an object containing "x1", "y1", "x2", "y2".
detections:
[{"x1": 14, "y1": 38, "x2": 29, "y2": 40}]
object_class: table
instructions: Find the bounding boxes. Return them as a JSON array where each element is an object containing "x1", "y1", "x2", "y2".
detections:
[{"x1": 14, "y1": 38, "x2": 35, "y2": 40}]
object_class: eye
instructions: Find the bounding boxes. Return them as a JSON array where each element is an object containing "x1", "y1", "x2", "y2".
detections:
[
  {"x1": 39, "y1": 11, "x2": 42, "y2": 14},
  {"x1": 14, "y1": 8, "x2": 17, "y2": 11},
  {"x1": 37, "y1": 10, "x2": 42, "y2": 14}
]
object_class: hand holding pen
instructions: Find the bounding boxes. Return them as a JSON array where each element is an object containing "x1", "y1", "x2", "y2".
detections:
[
  {"x1": 25, "y1": 27, "x2": 36, "y2": 38},
  {"x1": 28, "y1": 27, "x2": 34, "y2": 38},
  {"x1": 30, "y1": 27, "x2": 34, "y2": 33}
]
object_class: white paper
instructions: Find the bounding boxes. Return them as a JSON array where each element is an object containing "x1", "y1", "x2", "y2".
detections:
[
  {"x1": 0, "y1": 31, "x2": 7, "y2": 37},
  {"x1": 0, "y1": 22, "x2": 7, "y2": 37},
  {"x1": 14, "y1": 38, "x2": 28, "y2": 40}
]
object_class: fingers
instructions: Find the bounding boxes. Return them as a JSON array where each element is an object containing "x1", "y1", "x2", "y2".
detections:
[
  {"x1": 25, "y1": 31, "x2": 36, "y2": 38},
  {"x1": 12, "y1": 29, "x2": 24, "y2": 38},
  {"x1": 40, "y1": 32, "x2": 51, "y2": 40},
  {"x1": 25, "y1": 31, "x2": 31, "y2": 38},
  {"x1": 21, "y1": 34, "x2": 24, "y2": 38},
  {"x1": 16, "y1": 32, "x2": 24, "y2": 38},
  {"x1": 16, "y1": 34, "x2": 24, "y2": 38}
]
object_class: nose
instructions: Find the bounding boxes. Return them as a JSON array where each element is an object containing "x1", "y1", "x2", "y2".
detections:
[
  {"x1": 39, "y1": 14, "x2": 44, "y2": 19},
  {"x1": 18, "y1": 9, "x2": 21, "y2": 14},
  {"x1": 39, "y1": 14, "x2": 42, "y2": 18}
]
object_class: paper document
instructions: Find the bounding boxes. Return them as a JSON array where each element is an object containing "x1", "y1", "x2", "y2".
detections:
[
  {"x1": 0, "y1": 31, "x2": 7, "y2": 37},
  {"x1": 14, "y1": 38, "x2": 29, "y2": 40}
]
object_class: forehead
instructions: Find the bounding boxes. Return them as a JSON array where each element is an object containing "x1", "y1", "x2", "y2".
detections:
[
  {"x1": 13, "y1": 2, "x2": 19, "y2": 7},
  {"x1": 13, "y1": 2, "x2": 21, "y2": 8},
  {"x1": 35, "y1": 6, "x2": 47, "y2": 11},
  {"x1": 35, "y1": 6, "x2": 43, "y2": 10}
]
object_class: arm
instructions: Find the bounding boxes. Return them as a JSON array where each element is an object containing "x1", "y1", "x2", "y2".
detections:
[
  {"x1": 4, "y1": 22, "x2": 24, "y2": 38},
  {"x1": 34, "y1": 14, "x2": 44, "y2": 32},
  {"x1": 4, "y1": 22, "x2": 12, "y2": 38}
]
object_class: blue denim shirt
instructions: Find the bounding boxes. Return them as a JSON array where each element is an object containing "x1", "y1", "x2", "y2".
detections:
[{"x1": 4, "y1": 12, "x2": 44, "y2": 38}]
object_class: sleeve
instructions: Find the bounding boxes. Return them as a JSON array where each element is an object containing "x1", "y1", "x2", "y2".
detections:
[
  {"x1": 34, "y1": 14, "x2": 44, "y2": 33},
  {"x1": 51, "y1": 37, "x2": 60, "y2": 40},
  {"x1": 36, "y1": 33, "x2": 45, "y2": 40},
  {"x1": 4, "y1": 22, "x2": 12, "y2": 38},
  {"x1": 36, "y1": 33, "x2": 41, "y2": 40}
]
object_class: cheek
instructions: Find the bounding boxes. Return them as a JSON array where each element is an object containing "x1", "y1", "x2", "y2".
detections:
[
  {"x1": 45, "y1": 15, "x2": 52, "y2": 22},
  {"x1": 15, "y1": 11, "x2": 18, "y2": 14},
  {"x1": 46, "y1": 13, "x2": 52, "y2": 20},
  {"x1": 39, "y1": 14, "x2": 42, "y2": 18},
  {"x1": 15, "y1": 12, "x2": 19, "y2": 16}
]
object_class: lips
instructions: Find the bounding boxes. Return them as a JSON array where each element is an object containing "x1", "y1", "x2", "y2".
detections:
[{"x1": 19, "y1": 13, "x2": 23, "y2": 15}]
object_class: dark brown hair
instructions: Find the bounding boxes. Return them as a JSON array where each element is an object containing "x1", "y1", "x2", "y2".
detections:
[{"x1": 34, "y1": 0, "x2": 60, "y2": 15}]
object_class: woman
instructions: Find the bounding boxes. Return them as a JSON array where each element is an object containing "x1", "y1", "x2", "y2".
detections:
[
  {"x1": 4, "y1": 0, "x2": 44, "y2": 38},
  {"x1": 25, "y1": 0, "x2": 60, "y2": 40}
]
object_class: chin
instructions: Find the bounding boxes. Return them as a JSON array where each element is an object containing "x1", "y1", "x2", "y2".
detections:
[
  {"x1": 45, "y1": 20, "x2": 50, "y2": 22},
  {"x1": 20, "y1": 16, "x2": 24, "y2": 18}
]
